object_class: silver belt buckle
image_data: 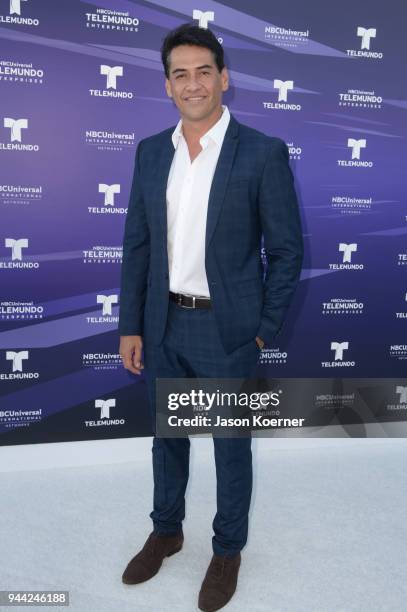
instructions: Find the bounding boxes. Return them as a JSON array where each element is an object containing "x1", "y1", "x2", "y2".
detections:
[
  {"x1": 184, "y1": 295, "x2": 196, "y2": 309},
  {"x1": 180, "y1": 293, "x2": 196, "y2": 309}
]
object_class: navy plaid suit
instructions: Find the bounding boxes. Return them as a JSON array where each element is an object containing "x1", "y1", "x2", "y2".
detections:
[
  {"x1": 119, "y1": 112, "x2": 303, "y2": 556},
  {"x1": 119, "y1": 113, "x2": 303, "y2": 352}
]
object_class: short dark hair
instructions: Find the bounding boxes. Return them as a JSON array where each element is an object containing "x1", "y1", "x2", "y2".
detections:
[{"x1": 161, "y1": 22, "x2": 225, "y2": 79}]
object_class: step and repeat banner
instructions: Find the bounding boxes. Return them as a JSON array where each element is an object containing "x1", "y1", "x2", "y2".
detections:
[{"x1": 0, "y1": 0, "x2": 406, "y2": 445}]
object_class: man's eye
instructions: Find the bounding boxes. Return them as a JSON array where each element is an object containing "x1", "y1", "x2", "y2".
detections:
[
  {"x1": 176, "y1": 74, "x2": 185, "y2": 79},
  {"x1": 201, "y1": 71, "x2": 210, "y2": 75}
]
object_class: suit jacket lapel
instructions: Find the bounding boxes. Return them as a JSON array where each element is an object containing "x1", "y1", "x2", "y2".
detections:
[
  {"x1": 155, "y1": 132, "x2": 175, "y2": 240},
  {"x1": 205, "y1": 113, "x2": 239, "y2": 250},
  {"x1": 155, "y1": 112, "x2": 240, "y2": 254}
]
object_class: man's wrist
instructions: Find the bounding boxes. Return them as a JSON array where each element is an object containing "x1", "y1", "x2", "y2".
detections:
[{"x1": 255, "y1": 336, "x2": 265, "y2": 349}]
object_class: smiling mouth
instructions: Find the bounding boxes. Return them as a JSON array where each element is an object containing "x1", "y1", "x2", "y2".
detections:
[{"x1": 184, "y1": 96, "x2": 206, "y2": 101}]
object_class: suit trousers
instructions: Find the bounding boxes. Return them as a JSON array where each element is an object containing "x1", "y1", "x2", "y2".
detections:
[{"x1": 143, "y1": 299, "x2": 260, "y2": 557}]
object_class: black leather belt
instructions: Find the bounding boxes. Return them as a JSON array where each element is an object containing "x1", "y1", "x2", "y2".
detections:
[{"x1": 169, "y1": 291, "x2": 211, "y2": 309}]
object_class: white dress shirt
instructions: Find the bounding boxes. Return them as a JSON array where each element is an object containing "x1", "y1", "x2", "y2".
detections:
[{"x1": 166, "y1": 105, "x2": 230, "y2": 297}]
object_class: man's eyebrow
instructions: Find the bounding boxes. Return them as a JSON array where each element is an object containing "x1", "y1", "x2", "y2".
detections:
[{"x1": 171, "y1": 64, "x2": 214, "y2": 74}]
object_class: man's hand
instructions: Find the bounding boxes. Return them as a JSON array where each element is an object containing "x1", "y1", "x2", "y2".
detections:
[
  {"x1": 119, "y1": 335, "x2": 144, "y2": 375},
  {"x1": 255, "y1": 336, "x2": 265, "y2": 349}
]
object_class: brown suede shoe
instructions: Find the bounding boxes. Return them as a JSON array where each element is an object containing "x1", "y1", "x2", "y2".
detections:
[
  {"x1": 198, "y1": 552, "x2": 241, "y2": 611},
  {"x1": 122, "y1": 530, "x2": 183, "y2": 585}
]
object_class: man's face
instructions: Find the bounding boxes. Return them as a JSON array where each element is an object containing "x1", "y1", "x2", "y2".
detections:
[{"x1": 165, "y1": 44, "x2": 229, "y2": 123}]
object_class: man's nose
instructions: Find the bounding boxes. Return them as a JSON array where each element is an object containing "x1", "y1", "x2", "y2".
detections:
[{"x1": 185, "y1": 75, "x2": 203, "y2": 90}]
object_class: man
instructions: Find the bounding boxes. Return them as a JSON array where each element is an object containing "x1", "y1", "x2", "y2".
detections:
[{"x1": 118, "y1": 23, "x2": 303, "y2": 611}]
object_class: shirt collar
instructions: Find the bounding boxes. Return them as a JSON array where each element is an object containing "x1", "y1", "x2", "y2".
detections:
[{"x1": 171, "y1": 105, "x2": 230, "y2": 150}]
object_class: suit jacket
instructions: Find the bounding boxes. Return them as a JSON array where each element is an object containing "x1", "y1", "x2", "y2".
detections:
[{"x1": 118, "y1": 112, "x2": 303, "y2": 354}]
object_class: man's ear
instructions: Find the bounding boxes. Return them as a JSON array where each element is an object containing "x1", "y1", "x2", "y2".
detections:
[
  {"x1": 221, "y1": 67, "x2": 229, "y2": 92},
  {"x1": 165, "y1": 78, "x2": 172, "y2": 98}
]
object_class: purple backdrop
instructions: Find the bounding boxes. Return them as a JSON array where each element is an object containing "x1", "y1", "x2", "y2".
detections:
[{"x1": 0, "y1": 0, "x2": 406, "y2": 444}]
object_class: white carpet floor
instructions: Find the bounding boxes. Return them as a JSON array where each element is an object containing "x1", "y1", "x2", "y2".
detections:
[{"x1": 1, "y1": 438, "x2": 406, "y2": 612}]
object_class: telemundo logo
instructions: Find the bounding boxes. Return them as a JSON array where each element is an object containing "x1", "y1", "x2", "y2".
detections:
[
  {"x1": 89, "y1": 64, "x2": 134, "y2": 99},
  {"x1": 321, "y1": 341, "x2": 356, "y2": 368},
  {"x1": 0, "y1": 0, "x2": 39, "y2": 26},
  {"x1": 337, "y1": 138, "x2": 373, "y2": 168},
  {"x1": 1, "y1": 117, "x2": 39, "y2": 151},
  {"x1": 1, "y1": 350, "x2": 40, "y2": 380},
  {"x1": 346, "y1": 26, "x2": 383, "y2": 59},
  {"x1": 88, "y1": 183, "x2": 127, "y2": 215},
  {"x1": 263, "y1": 79, "x2": 301, "y2": 111},
  {"x1": 329, "y1": 243, "x2": 364, "y2": 270},
  {"x1": 84, "y1": 398, "x2": 125, "y2": 427},
  {"x1": 1, "y1": 237, "x2": 40, "y2": 269}
]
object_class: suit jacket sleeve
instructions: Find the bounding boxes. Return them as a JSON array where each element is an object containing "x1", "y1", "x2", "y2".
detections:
[
  {"x1": 256, "y1": 138, "x2": 304, "y2": 346},
  {"x1": 118, "y1": 139, "x2": 150, "y2": 336}
]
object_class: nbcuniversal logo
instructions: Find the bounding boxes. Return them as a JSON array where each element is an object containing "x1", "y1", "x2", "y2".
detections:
[{"x1": 85, "y1": 7, "x2": 140, "y2": 32}]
